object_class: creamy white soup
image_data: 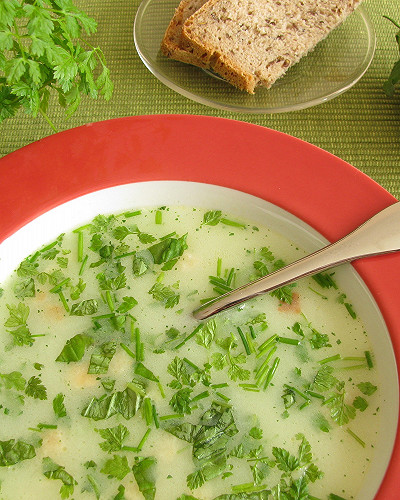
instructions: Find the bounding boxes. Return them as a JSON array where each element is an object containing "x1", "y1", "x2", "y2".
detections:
[{"x1": 0, "y1": 206, "x2": 380, "y2": 500}]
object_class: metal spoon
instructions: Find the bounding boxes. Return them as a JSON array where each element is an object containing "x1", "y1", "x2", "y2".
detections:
[{"x1": 193, "y1": 202, "x2": 400, "y2": 320}]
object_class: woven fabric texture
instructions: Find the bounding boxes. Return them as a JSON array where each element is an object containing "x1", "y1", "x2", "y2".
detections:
[{"x1": 0, "y1": 0, "x2": 399, "y2": 198}]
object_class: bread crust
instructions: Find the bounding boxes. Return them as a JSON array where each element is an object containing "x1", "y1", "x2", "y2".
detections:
[
  {"x1": 181, "y1": 0, "x2": 363, "y2": 93},
  {"x1": 161, "y1": 0, "x2": 210, "y2": 67}
]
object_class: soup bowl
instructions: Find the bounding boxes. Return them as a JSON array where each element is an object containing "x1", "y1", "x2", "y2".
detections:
[{"x1": 0, "y1": 115, "x2": 399, "y2": 499}]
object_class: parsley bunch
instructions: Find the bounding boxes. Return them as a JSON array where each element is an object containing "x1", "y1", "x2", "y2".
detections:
[
  {"x1": 0, "y1": 0, "x2": 113, "y2": 131},
  {"x1": 383, "y1": 15, "x2": 400, "y2": 97}
]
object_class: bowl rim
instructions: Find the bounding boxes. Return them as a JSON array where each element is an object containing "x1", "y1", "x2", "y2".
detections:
[
  {"x1": 0, "y1": 115, "x2": 399, "y2": 498},
  {"x1": 133, "y1": 2, "x2": 376, "y2": 113}
]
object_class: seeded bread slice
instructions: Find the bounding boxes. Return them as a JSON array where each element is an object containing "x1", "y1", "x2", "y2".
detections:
[
  {"x1": 161, "y1": 0, "x2": 210, "y2": 67},
  {"x1": 182, "y1": 0, "x2": 362, "y2": 93}
]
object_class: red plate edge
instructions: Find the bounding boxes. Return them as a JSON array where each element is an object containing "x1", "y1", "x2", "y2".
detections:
[{"x1": 0, "y1": 114, "x2": 399, "y2": 498}]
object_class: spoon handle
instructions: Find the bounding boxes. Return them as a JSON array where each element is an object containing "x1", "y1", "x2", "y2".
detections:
[{"x1": 193, "y1": 202, "x2": 400, "y2": 320}]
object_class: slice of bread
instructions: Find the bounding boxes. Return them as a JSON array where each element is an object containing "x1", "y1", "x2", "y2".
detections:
[
  {"x1": 161, "y1": 0, "x2": 210, "y2": 67},
  {"x1": 181, "y1": 0, "x2": 362, "y2": 93}
]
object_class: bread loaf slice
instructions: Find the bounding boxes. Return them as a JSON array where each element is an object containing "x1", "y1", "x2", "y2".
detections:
[
  {"x1": 161, "y1": 0, "x2": 210, "y2": 67},
  {"x1": 182, "y1": 0, "x2": 362, "y2": 93}
]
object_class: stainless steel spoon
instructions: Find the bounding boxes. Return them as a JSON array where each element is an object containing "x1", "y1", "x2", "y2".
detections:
[{"x1": 193, "y1": 202, "x2": 400, "y2": 320}]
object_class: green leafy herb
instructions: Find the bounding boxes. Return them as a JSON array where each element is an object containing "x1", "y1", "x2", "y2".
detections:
[
  {"x1": 56, "y1": 333, "x2": 94, "y2": 363},
  {"x1": 0, "y1": 0, "x2": 113, "y2": 130},
  {"x1": 357, "y1": 381, "x2": 377, "y2": 396},
  {"x1": 0, "y1": 371, "x2": 26, "y2": 391},
  {"x1": 81, "y1": 386, "x2": 143, "y2": 421},
  {"x1": 97, "y1": 424, "x2": 129, "y2": 453},
  {"x1": 70, "y1": 299, "x2": 98, "y2": 316},
  {"x1": 88, "y1": 341, "x2": 117, "y2": 374},
  {"x1": 101, "y1": 454, "x2": 130, "y2": 480},
  {"x1": 353, "y1": 396, "x2": 368, "y2": 412},
  {"x1": 0, "y1": 439, "x2": 36, "y2": 466},
  {"x1": 324, "y1": 391, "x2": 356, "y2": 426},
  {"x1": 132, "y1": 456, "x2": 157, "y2": 500},
  {"x1": 383, "y1": 16, "x2": 400, "y2": 96},
  {"x1": 203, "y1": 210, "x2": 222, "y2": 226},
  {"x1": 53, "y1": 393, "x2": 67, "y2": 418},
  {"x1": 148, "y1": 235, "x2": 188, "y2": 265},
  {"x1": 43, "y1": 457, "x2": 77, "y2": 498},
  {"x1": 25, "y1": 376, "x2": 47, "y2": 400},
  {"x1": 4, "y1": 303, "x2": 35, "y2": 346},
  {"x1": 149, "y1": 282, "x2": 180, "y2": 309}
]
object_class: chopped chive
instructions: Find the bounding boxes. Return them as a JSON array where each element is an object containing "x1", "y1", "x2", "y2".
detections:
[
  {"x1": 126, "y1": 381, "x2": 146, "y2": 397},
  {"x1": 263, "y1": 357, "x2": 280, "y2": 389},
  {"x1": 49, "y1": 278, "x2": 70, "y2": 294},
  {"x1": 299, "y1": 400, "x2": 311, "y2": 410},
  {"x1": 155, "y1": 210, "x2": 163, "y2": 224},
  {"x1": 284, "y1": 384, "x2": 311, "y2": 402},
  {"x1": 255, "y1": 346, "x2": 277, "y2": 381},
  {"x1": 365, "y1": 350, "x2": 374, "y2": 369},
  {"x1": 215, "y1": 392, "x2": 230, "y2": 402},
  {"x1": 160, "y1": 231, "x2": 176, "y2": 241},
  {"x1": 257, "y1": 334, "x2": 278, "y2": 358},
  {"x1": 58, "y1": 291, "x2": 69, "y2": 312},
  {"x1": 237, "y1": 327, "x2": 251, "y2": 355},
  {"x1": 226, "y1": 268, "x2": 235, "y2": 286},
  {"x1": 143, "y1": 398, "x2": 153, "y2": 426},
  {"x1": 77, "y1": 231, "x2": 84, "y2": 262},
  {"x1": 157, "y1": 382, "x2": 165, "y2": 399},
  {"x1": 183, "y1": 357, "x2": 200, "y2": 371},
  {"x1": 73, "y1": 224, "x2": 91, "y2": 233},
  {"x1": 217, "y1": 257, "x2": 222, "y2": 277},
  {"x1": 246, "y1": 332, "x2": 256, "y2": 354},
  {"x1": 220, "y1": 218, "x2": 246, "y2": 228},
  {"x1": 174, "y1": 324, "x2": 203, "y2": 349},
  {"x1": 340, "y1": 364, "x2": 367, "y2": 371},
  {"x1": 306, "y1": 390, "x2": 325, "y2": 400},
  {"x1": 277, "y1": 336, "x2": 300, "y2": 345},
  {"x1": 191, "y1": 391, "x2": 210, "y2": 403},
  {"x1": 135, "y1": 328, "x2": 143, "y2": 362},
  {"x1": 123, "y1": 210, "x2": 142, "y2": 218},
  {"x1": 29, "y1": 251, "x2": 40, "y2": 263},
  {"x1": 79, "y1": 254, "x2": 88, "y2": 275},
  {"x1": 152, "y1": 404, "x2": 159, "y2": 429},
  {"x1": 346, "y1": 428, "x2": 366, "y2": 447},
  {"x1": 105, "y1": 290, "x2": 115, "y2": 312},
  {"x1": 232, "y1": 483, "x2": 267, "y2": 493},
  {"x1": 239, "y1": 384, "x2": 260, "y2": 392},
  {"x1": 120, "y1": 343, "x2": 135, "y2": 359},
  {"x1": 213, "y1": 286, "x2": 231, "y2": 295},
  {"x1": 137, "y1": 427, "x2": 151, "y2": 451},
  {"x1": 159, "y1": 414, "x2": 185, "y2": 421},
  {"x1": 318, "y1": 354, "x2": 341, "y2": 364},
  {"x1": 249, "y1": 325, "x2": 256, "y2": 339},
  {"x1": 211, "y1": 383, "x2": 229, "y2": 389}
]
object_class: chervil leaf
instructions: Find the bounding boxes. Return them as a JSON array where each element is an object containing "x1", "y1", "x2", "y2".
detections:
[
  {"x1": 0, "y1": 371, "x2": 26, "y2": 391},
  {"x1": 53, "y1": 393, "x2": 67, "y2": 418},
  {"x1": 97, "y1": 424, "x2": 129, "y2": 453},
  {"x1": 149, "y1": 282, "x2": 180, "y2": 309},
  {"x1": 25, "y1": 376, "x2": 47, "y2": 400},
  {"x1": 357, "y1": 381, "x2": 377, "y2": 396},
  {"x1": 203, "y1": 210, "x2": 222, "y2": 226},
  {"x1": 101, "y1": 455, "x2": 130, "y2": 480},
  {"x1": 70, "y1": 299, "x2": 98, "y2": 316}
]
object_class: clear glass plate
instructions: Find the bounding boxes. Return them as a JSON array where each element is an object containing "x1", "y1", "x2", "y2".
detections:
[{"x1": 134, "y1": 0, "x2": 376, "y2": 113}]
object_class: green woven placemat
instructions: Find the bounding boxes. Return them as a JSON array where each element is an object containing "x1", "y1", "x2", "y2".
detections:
[{"x1": 1, "y1": 0, "x2": 399, "y2": 198}]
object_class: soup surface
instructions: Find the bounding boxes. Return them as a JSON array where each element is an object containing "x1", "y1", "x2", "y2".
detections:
[{"x1": 0, "y1": 206, "x2": 380, "y2": 500}]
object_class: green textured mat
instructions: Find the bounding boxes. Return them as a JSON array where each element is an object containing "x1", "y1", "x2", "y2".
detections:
[{"x1": 1, "y1": 0, "x2": 399, "y2": 198}]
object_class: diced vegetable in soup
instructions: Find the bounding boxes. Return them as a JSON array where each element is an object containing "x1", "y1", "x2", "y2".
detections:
[{"x1": 0, "y1": 206, "x2": 380, "y2": 500}]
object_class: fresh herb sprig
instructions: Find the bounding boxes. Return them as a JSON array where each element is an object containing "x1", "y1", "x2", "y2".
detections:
[
  {"x1": 0, "y1": 0, "x2": 113, "y2": 131},
  {"x1": 383, "y1": 15, "x2": 400, "y2": 96}
]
